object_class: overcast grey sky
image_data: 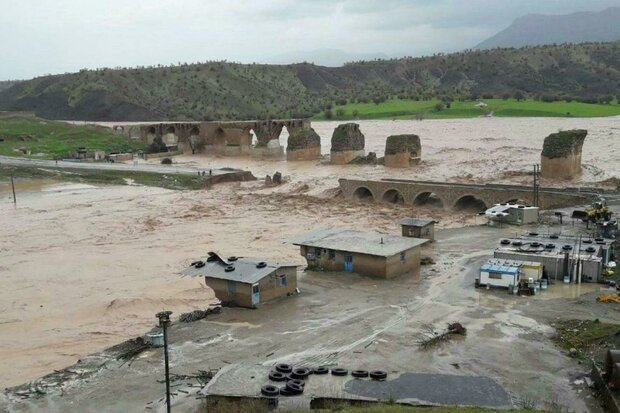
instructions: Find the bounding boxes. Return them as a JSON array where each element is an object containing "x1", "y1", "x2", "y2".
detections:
[{"x1": 1, "y1": 0, "x2": 618, "y2": 80}]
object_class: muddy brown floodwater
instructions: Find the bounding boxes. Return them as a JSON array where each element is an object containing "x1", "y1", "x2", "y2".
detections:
[{"x1": 0, "y1": 117, "x2": 618, "y2": 393}]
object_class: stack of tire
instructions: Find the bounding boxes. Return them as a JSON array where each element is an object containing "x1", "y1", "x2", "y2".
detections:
[{"x1": 261, "y1": 363, "x2": 388, "y2": 398}]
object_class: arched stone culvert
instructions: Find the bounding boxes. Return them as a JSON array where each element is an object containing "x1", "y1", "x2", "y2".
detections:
[
  {"x1": 353, "y1": 187, "x2": 374, "y2": 201},
  {"x1": 413, "y1": 192, "x2": 444, "y2": 208},
  {"x1": 454, "y1": 195, "x2": 487, "y2": 212},
  {"x1": 382, "y1": 189, "x2": 405, "y2": 204}
]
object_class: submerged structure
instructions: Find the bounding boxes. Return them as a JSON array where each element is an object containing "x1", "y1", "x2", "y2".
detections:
[
  {"x1": 286, "y1": 127, "x2": 322, "y2": 161},
  {"x1": 182, "y1": 252, "x2": 298, "y2": 308},
  {"x1": 330, "y1": 123, "x2": 365, "y2": 164},
  {"x1": 289, "y1": 228, "x2": 428, "y2": 278},
  {"x1": 384, "y1": 134, "x2": 421, "y2": 167},
  {"x1": 540, "y1": 129, "x2": 587, "y2": 180}
]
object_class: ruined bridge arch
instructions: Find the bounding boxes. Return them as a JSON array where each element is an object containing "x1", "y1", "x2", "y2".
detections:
[
  {"x1": 453, "y1": 195, "x2": 488, "y2": 212},
  {"x1": 382, "y1": 188, "x2": 405, "y2": 204},
  {"x1": 352, "y1": 186, "x2": 376, "y2": 202},
  {"x1": 412, "y1": 191, "x2": 445, "y2": 209}
]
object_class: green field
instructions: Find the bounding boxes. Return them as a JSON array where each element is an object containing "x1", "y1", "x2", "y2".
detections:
[
  {"x1": 0, "y1": 115, "x2": 145, "y2": 159},
  {"x1": 313, "y1": 98, "x2": 620, "y2": 120}
]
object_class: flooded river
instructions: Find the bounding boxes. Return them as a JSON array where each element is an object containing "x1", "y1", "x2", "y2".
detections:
[{"x1": 0, "y1": 117, "x2": 618, "y2": 391}]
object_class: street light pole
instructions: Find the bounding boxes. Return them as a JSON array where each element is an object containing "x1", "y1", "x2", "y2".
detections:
[{"x1": 156, "y1": 310, "x2": 173, "y2": 413}]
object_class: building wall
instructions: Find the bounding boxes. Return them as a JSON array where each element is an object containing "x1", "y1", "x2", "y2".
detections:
[
  {"x1": 479, "y1": 270, "x2": 519, "y2": 288},
  {"x1": 204, "y1": 266, "x2": 298, "y2": 308},
  {"x1": 401, "y1": 225, "x2": 434, "y2": 241},
  {"x1": 300, "y1": 245, "x2": 421, "y2": 278}
]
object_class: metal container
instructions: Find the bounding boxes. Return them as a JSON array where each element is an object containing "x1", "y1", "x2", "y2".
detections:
[
  {"x1": 147, "y1": 332, "x2": 164, "y2": 347},
  {"x1": 541, "y1": 279, "x2": 548, "y2": 290}
]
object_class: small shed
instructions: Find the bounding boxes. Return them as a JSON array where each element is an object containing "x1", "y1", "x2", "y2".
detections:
[
  {"x1": 289, "y1": 228, "x2": 428, "y2": 278},
  {"x1": 182, "y1": 252, "x2": 298, "y2": 308},
  {"x1": 478, "y1": 260, "x2": 521, "y2": 288},
  {"x1": 398, "y1": 218, "x2": 436, "y2": 241}
]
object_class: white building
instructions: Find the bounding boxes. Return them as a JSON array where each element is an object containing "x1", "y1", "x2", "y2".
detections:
[
  {"x1": 477, "y1": 259, "x2": 543, "y2": 289},
  {"x1": 485, "y1": 204, "x2": 539, "y2": 225}
]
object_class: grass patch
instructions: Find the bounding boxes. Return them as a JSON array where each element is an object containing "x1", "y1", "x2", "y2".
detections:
[
  {"x1": 0, "y1": 165, "x2": 209, "y2": 190},
  {"x1": 313, "y1": 99, "x2": 620, "y2": 121},
  {"x1": 553, "y1": 319, "x2": 620, "y2": 360},
  {"x1": 0, "y1": 114, "x2": 146, "y2": 159}
]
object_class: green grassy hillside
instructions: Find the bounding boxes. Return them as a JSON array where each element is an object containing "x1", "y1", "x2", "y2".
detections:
[
  {"x1": 313, "y1": 98, "x2": 620, "y2": 120},
  {"x1": 1, "y1": 42, "x2": 619, "y2": 121},
  {"x1": 0, "y1": 115, "x2": 145, "y2": 159}
]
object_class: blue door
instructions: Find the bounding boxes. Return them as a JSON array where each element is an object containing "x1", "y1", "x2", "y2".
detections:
[
  {"x1": 251, "y1": 283, "x2": 260, "y2": 307},
  {"x1": 344, "y1": 255, "x2": 353, "y2": 272}
]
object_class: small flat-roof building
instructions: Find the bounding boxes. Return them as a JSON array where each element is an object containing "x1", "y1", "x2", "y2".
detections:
[
  {"x1": 182, "y1": 252, "x2": 297, "y2": 308},
  {"x1": 398, "y1": 218, "x2": 436, "y2": 241},
  {"x1": 485, "y1": 204, "x2": 539, "y2": 225},
  {"x1": 494, "y1": 234, "x2": 614, "y2": 283},
  {"x1": 289, "y1": 228, "x2": 429, "y2": 278},
  {"x1": 478, "y1": 259, "x2": 543, "y2": 289}
]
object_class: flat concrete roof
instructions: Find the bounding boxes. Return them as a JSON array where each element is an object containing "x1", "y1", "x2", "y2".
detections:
[
  {"x1": 288, "y1": 228, "x2": 428, "y2": 258},
  {"x1": 203, "y1": 364, "x2": 512, "y2": 408},
  {"x1": 495, "y1": 236, "x2": 606, "y2": 262},
  {"x1": 182, "y1": 253, "x2": 297, "y2": 284},
  {"x1": 398, "y1": 218, "x2": 436, "y2": 227}
]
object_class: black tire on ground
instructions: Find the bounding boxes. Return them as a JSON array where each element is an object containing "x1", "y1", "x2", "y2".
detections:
[
  {"x1": 275, "y1": 363, "x2": 293, "y2": 374},
  {"x1": 351, "y1": 370, "x2": 369, "y2": 378},
  {"x1": 291, "y1": 367, "x2": 311, "y2": 379},
  {"x1": 369, "y1": 370, "x2": 387, "y2": 380},
  {"x1": 331, "y1": 368, "x2": 348, "y2": 376},
  {"x1": 279, "y1": 387, "x2": 294, "y2": 397},
  {"x1": 313, "y1": 366, "x2": 329, "y2": 375},
  {"x1": 287, "y1": 379, "x2": 305, "y2": 388},
  {"x1": 285, "y1": 381, "x2": 304, "y2": 395},
  {"x1": 194, "y1": 261, "x2": 205, "y2": 268},
  {"x1": 268, "y1": 370, "x2": 287, "y2": 382},
  {"x1": 261, "y1": 384, "x2": 279, "y2": 397}
]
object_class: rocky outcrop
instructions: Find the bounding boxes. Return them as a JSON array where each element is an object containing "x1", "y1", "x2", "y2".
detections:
[
  {"x1": 330, "y1": 123, "x2": 365, "y2": 164},
  {"x1": 541, "y1": 129, "x2": 587, "y2": 180},
  {"x1": 286, "y1": 128, "x2": 322, "y2": 161},
  {"x1": 349, "y1": 152, "x2": 377, "y2": 164},
  {"x1": 384, "y1": 134, "x2": 421, "y2": 168}
]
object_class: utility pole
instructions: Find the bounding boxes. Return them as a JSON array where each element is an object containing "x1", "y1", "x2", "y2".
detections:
[
  {"x1": 156, "y1": 311, "x2": 173, "y2": 413},
  {"x1": 533, "y1": 163, "x2": 540, "y2": 206},
  {"x1": 10, "y1": 174, "x2": 16, "y2": 205}
]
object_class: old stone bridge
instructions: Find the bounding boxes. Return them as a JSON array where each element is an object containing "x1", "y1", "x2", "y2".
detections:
[
  {"x1": 339, "y1": 178, "x2": 599, "y2": 210},
  {"x1": 112, "y1": 119, "x2": 310, "y2": 156}
]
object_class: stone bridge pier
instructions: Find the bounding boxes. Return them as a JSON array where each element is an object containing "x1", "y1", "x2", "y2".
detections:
[{"x1": 339, "y1": 178, "x2": 593, "y2": 211}]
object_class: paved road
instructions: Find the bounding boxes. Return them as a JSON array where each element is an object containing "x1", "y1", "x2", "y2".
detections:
[{"x1": 0, "y1": 155, "x2": 234, "y2": 176}]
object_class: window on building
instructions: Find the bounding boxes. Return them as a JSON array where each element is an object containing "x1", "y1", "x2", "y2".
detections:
[
  {"x1": 400, "y1": 251, "x2": 406, "y2": 262},
  {"x1": 252, "y1": 284, "x2": 259, "y2": 294},
  {"x1": 279, "y1": 274, "x2": 287, "y2": 287},
  {"x1": 489, "y1": 273, "x2": 502, "y2": 279},
  {"x1": 328, "y1": 249, "x2": 335, "y2": 260},
  {"x1": 314, "y1": 247, "x2": 322, "y2": 257}
]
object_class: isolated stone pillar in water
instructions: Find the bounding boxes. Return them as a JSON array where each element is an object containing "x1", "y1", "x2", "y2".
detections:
[
  {"x1": 330, "y1": 123, "x2": 365, "y2": 164},
  {"x1": 286, "y1": 127, "x2": 322, "y2": 161},
  {"x1": 540, "y1": 129, "x2": 587, "y2": 180},
  {"x1": 384, "y1": 134, "x2": 422, "y2": 167}
]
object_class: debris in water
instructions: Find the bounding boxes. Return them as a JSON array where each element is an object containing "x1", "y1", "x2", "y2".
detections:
[{"x1": 417, "y1": 322, "x2": 467, "y2": 349}]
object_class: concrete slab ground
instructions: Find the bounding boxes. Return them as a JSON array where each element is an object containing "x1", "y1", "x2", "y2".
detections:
[{"x1": 1, "y1": 220, "x2": 616, "y2": 413}]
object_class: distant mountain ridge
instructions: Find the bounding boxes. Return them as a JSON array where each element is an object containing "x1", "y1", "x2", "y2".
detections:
[
  {"x1": 476, "y1": 7, "x2": 620, "y2": 49},
  {"x1": 0, "y1": 42, "x2": 619, "y2": 121}
]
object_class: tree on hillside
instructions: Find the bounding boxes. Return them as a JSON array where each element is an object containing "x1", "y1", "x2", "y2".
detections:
[
  {"x1": 324, "y1": 109, "x2": 333, "y2": 119},
  {"x1": 514, "y1": 91, "x2": 525, "y2": 101},
  {"x1": 335, "y1": 108, "x2": 345, "y2": 118}
]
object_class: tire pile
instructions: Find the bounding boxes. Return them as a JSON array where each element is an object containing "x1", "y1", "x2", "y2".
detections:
[{"x1": 260, "y1": 363, "x2": 388, "y2": 398}]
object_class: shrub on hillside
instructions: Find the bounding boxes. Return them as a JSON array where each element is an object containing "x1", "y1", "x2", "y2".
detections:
[{"x1": 161, "y1": 157, "x2": 172, "y2": 165}]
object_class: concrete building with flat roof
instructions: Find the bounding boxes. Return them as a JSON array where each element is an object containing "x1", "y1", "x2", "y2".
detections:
[
  {"x1": 493, "y1": 234, "x2": 613, "y2": 283},
  {"x1": 398, "y1": 218, "x2": 436, "y2": 241},
  {"x1": 182, "y1": 252, "x2": 297, "y2": 308},
  {"x1": 289, "y1": 228, "x2": 428, "y2": 278}
]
